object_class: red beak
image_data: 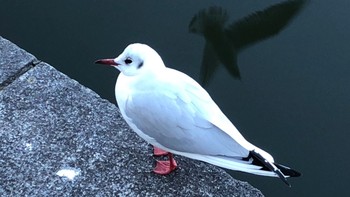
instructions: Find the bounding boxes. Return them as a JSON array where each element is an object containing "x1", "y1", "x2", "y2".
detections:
[{"x1": 94, "y1": 58, "x2": 119, "y2": 66}]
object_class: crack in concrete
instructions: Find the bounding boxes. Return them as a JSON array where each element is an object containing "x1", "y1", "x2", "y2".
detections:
[{"x1": 0, "y1": 59, "x2": 42, "y2": 90}]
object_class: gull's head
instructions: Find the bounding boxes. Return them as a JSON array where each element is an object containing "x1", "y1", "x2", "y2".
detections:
[{"x1": 95, "y1": 43, "x2": 165, "y2": 76}]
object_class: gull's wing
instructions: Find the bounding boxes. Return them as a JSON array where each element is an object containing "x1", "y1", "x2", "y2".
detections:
[
  {"x1": 124, "y1": 68, "x2": 254, "y2": 158},
  {"x1": 226, "y1": 0, "x2": 306, "y2": 51}
]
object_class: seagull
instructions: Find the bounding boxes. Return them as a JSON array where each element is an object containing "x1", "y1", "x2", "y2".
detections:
[{"x1": 95, "y1": 43, "x2": 301, "y2": 186}]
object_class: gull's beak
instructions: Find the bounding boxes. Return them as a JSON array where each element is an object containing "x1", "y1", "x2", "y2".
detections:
[{"x1": 94, "y1": 59, "x2": 119, "y2": 66}]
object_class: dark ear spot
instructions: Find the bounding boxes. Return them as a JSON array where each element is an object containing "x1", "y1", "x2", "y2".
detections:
[{"x1": 137, "y1": 61, "x2": 144, "y2": 69}]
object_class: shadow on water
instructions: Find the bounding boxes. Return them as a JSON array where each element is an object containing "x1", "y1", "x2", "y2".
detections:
[{"x1": 189, "y1": 0, "x2": 307, "y2": 87}]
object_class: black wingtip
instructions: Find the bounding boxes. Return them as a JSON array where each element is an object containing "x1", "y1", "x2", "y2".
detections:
[
  {"x1": 248, "y1": 150, "x2": 301, "y2": 187},
  {"x1": 276, "y1": 168, "x2": 291, "y2": 187},
  {"x1": 274, "y1": 163, "x2": 302, "y2": 177}
]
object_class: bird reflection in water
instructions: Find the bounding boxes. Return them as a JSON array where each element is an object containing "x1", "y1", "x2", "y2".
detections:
[{"x1": 189, "y1": 0, "x2": 306, "y2": 86}]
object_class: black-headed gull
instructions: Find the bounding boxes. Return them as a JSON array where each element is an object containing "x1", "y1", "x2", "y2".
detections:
[{"x1": 95, "y1": 43, "x2": 301, "y2": 186}]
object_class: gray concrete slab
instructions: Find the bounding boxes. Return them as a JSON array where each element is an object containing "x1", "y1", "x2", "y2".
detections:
[
  {"x1": 0, "y1": 37, "x2": 264, "y2": 196},
  {"x1": 0, "y1": 36, "x2": 36, "y2": 86}
]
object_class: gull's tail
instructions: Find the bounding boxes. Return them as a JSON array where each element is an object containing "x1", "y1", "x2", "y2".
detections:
[
  {"x1": 247, "y1": 150, "x2": 301, "y2": 187},
  {"x1": 185, "y1": 149, "x2": 301, "y2": 187}
]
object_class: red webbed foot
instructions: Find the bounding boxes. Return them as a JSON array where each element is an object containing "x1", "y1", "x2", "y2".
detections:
[
  {"x1": 153, "y1": 153, "x2": 177, "y2": 175},
  {"x1": 153, "y1": 146, "x2": 169, "y2": 156}
]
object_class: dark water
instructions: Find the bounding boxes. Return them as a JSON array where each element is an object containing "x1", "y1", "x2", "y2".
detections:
[{"x1": 1, "y1": 0, "x2": 350, "y2": 196}]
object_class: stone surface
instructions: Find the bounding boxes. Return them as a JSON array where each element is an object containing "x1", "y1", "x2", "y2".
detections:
[
  {"x1": 0, "y1": 36, "x2": 264, "y2": 196},
  {"x1": 0, "y1": 36, "x2": 36, "y2": 86}
]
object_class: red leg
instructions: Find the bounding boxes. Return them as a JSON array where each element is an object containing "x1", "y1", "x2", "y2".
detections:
[
  {"x1": 153, "y1": 146, "x2": 169, "y2": 156},
  {"x1": 153, "y1": 153, "x2": 177, "y2": 175}
]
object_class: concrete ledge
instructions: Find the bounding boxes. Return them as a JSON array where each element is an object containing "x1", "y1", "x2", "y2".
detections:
[
  {"x1": 0, "y1": 36, "x2": 264, "y2": 196},
  {"x1": 0, "y1": 37, "x2": 36, "y2": 86}
]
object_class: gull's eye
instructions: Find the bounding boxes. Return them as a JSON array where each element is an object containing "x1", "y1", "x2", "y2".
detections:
[{"x1": 124, "y1": 58, "x2": 132, "y2": 64}]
